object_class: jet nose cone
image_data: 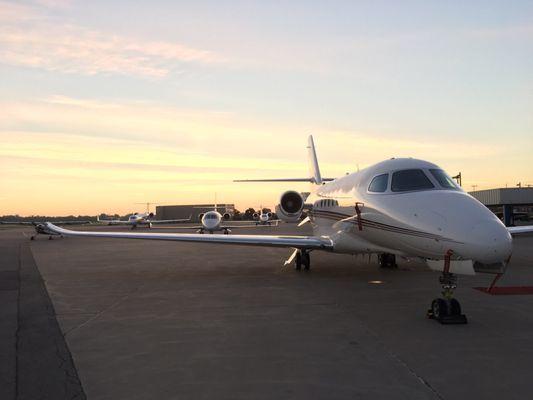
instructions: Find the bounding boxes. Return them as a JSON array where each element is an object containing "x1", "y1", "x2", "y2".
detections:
[{"x1": 467, "y1": 221, "x2": 512, "y2": 264}]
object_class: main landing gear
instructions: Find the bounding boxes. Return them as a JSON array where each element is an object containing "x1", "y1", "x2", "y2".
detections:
[
  {"x1": 378, "y1": 253, "x2": 397, "y2": 268},
  {"x1": 427, "y1": 251, "x2": 468, "y2": 324},
  {"x1": 30, "y1": 234, "x2": 62, "y2": 241},
  {"x1": 294, "y1": 249, "x2": 311, "y2": 271}
]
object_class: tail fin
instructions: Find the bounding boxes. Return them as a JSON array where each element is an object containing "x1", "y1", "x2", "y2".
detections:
[
  {"x1": 307, "y1": 135, "x2": 322, "y2": 185},
  {"x1": 233, "y1": 135, "x2": 333, "y2": 184}
]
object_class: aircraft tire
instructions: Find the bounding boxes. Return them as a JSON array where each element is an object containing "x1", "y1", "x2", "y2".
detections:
[
  {"x1": 295, "y1": 252, "x2": 302, "y2": 271},
  {"x1": 302, "y1": 252, "x2": 311, "y2": 270},
  {"x1": 449, "y1": 298, "x2": 461, "y2": 316},
  {"x1": 431, "y1": 298, "x2": 447, "y2": 320},
  {"x1": 379, "y1": 253, "x2": 397, "y2": 268}
]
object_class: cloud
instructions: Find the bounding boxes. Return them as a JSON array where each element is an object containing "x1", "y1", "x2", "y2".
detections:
[
  {"x1": 0, "y1": 1, "x2": 222, "y2": 78},
  {"x1": 33, "y1": 0, "x2": 72, "y2": 8}
]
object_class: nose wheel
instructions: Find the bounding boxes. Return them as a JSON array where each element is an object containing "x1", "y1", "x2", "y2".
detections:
[{"x1": 427, "y1": 251, "x2": 467, "y2": 324}]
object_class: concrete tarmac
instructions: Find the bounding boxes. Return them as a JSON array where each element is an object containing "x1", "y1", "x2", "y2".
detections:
[{"x1": 2, "y1": 223, "x2": 533, "y2": 399}]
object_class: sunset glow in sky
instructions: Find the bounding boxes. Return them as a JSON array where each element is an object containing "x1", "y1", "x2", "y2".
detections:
[{"x1": 1, "y1": 0, "x2": 532, "y2": 215}]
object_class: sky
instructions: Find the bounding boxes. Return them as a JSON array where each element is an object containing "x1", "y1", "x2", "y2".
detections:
[{"x1": 0, "y1": 0, "x2": 532, "y2": 216}]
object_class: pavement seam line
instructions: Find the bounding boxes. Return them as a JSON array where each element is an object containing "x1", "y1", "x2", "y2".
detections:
[
  {"x1": 358, "y1": 320, "x2": 445, "y2": 400},
  {"x1": 63, "y1": 283, "x2": 147, "y2": 337}
]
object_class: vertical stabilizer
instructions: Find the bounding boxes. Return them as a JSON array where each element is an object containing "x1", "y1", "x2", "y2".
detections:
[
  {"x1": 307, "y1": 135, "x2": 323, "y2": 185},
  {"x1": 233, "y1": 135, "x2": 333, "y2": 183}
]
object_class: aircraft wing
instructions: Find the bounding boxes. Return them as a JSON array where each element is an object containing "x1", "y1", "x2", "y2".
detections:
[
  {"x1": 96, "y1": 218, "x2": 129, "y2": 225},
  {"x1": 221, "y1": 221, "x2": 280, "y2": 229},
  {"x1": 150, "y1": 225, "x2": 204, "y2": 230},
  {"x1": 507, "y1": 225, "x2": 533, "y2": 235},
  {"x1": 43, "y1": 223, "x2": 332, "y2": 250},
  {"x1": 150, "y1": 217, "x2": 191, "y2": 224},
  {"x1": 149, "y1": 221, "x2": 279, "y2": 230}
]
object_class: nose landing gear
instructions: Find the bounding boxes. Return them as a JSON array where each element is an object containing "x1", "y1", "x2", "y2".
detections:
[
  {"x1": 427, "y1": 251, "x2": 468, "y2": 324},
  {"x1": 294, "y1": 249, "x2": 311, "y2": 271},
  {"x1": 378, "y1": 253, "x2": 398, "y2": 268}
]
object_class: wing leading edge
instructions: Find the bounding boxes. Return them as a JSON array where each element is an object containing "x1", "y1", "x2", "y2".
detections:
[
  {"x1": 507, "y1": 225, "x2": 533, "y2": 235},
  {"x1": 150, "y1": 217, "x2": 191, "y2": 224},
  {"x1": 44, "y1": 223, "x2": 333, "y2": 250}
]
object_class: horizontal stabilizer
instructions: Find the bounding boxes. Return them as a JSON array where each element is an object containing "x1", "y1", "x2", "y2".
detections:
[{"x1": 507, "y1": 225, "x2": 533, "y2": 235}]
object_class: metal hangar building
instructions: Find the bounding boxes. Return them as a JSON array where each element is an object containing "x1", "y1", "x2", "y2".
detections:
[{"x1": 469, "y1": 188, "x2": 533, "y2": 226}]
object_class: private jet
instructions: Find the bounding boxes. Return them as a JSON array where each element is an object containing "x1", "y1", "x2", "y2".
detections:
[
  {"x1": 178, "y1": 204, "x2": 277, "y2": 234},
  {"x1": 43, "y1": 136, "x2": 533, "y2": 324},
  {"x1": 253, "y1": 207, "x2": 275, "y2": 225},
  {"x1": 97, "y1": 212, "x2": 190, "y2": 229}
]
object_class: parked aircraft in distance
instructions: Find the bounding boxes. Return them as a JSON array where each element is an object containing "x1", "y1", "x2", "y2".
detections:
[
  {"x1": 253, "y1": 207, "x2": 275, "y2": 225},
  {"x1": 195, "y1": 202, "x2": 233, "y2": 222},
  {"x1": 97, "y1": 212, "x2": 190, "y2": 229},
  {"x1": 176, "y1": 204, "x2": 278, "y2": 234},
  {"x1": 0, "y1": 220, "x2": 92, "y2": 240},
  {"x1": 44, "y1": 136, "x2": 533, "y2": 324}
]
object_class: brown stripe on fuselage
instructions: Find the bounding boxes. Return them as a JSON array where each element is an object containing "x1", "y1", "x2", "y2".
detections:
[{"x1": 311, "y1": 209, "x2": 462, "y2": 244}]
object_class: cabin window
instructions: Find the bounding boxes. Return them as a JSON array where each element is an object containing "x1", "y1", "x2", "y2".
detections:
[
  {"x1": 391, "y1": 169, "x2": 434, "y2": 192},
  {"x1": 368, "y1": 173, "x2": 389, "y2": 193},
  {"x1": 429, "y1": 169, "x2": 458, "y2": 189}
]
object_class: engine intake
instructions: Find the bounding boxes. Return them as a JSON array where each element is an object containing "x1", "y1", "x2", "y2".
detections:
[{"x1": 275, "y1": 190, "x2": 304, "y2": 222}]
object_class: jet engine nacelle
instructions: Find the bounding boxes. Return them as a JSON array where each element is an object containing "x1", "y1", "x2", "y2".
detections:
[
  {"x1": 198, "y1": 213, "x2": 205, "y2": 221},
  {"x1": 222, "y1": 212, "x2": 231, "y2": 220},
  {"x1": 148, "y1": 212, "x2": 154, "y2": 218},
  {"x1": 267, "y1": 212, "x2": 272, "y2": 218},
  {"x1": 275, "y1": 190, "x2": 304, "y2": 222},
  {"x1": 253, "y1": 213, "x2": 259, "y2": 219}
]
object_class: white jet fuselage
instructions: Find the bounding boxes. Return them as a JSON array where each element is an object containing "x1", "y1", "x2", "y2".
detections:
[
  {"x1": 201, "y1": 211, "x2": 223, "y2": 232},
  {"x1": 305, "y1": 158, "x2": 512, "y2": 266}
]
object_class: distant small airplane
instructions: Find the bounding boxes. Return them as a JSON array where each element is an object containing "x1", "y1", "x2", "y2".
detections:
[
  {"x1": 0, "y1": 220, "x2": 91, "y2": 240},
  {"x1": 97, "y1": 212, "x2": 190, "y2": 229},
  {"x1": 253, "y1": 207, "x2": 274, "y2": 225}
]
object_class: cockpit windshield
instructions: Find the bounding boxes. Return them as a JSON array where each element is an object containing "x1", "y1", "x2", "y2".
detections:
[
  {"x1": 429, "y1": 169, "x2": 458, "y2": 189},
  {"x1": 368, "y1": 173, "x2": 389, "y2": 193},
  {"x1": 205, "y1": 214, "x2": 218, "y2": 220},
  {"x1": 391, "y1": 169, "x2": 434, "y2": 192}
]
